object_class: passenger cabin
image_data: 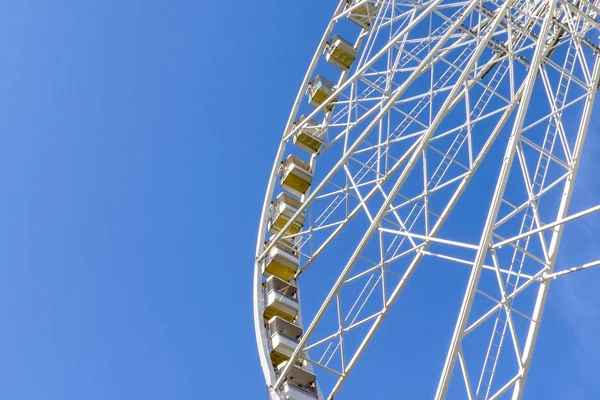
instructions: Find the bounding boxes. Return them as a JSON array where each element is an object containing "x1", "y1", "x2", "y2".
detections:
[
  {"x1": 279, "y1": 154, "x2": 313, "y2": 197},
  {"x1": 292, "y1": 115, "x2": 325, "y2": 154},
  {"x1": 268, "y1": 192, "x2": 305, "y2": 236},
  {"x1": 263, "y1": 275, "x2": 299, "y2": 322},
  {"x1": 268, "y1": 316, "x2": 303, "y2": 366},
  {"x1": 306, "y1": 76, "x2": 337, "y2": 111},
  {"x1": 263, "y1": 239, "x2": 299, "y2": 281},
  {"x1": 345, "y1": 0, "x2": 379, "y2": 29},
  {"x1": 277, "y1": 362, "x2": 318, "y2": 400},
  {"x1": 325, "y1": 35, "x2": 357, "y2": 71}
]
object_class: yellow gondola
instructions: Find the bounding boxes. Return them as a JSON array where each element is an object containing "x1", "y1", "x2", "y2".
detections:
[
  {"x1": 325, "y1": 35, "x2": 357, "y2": 70},
  {"x1": 263, "y1": 239, "x2": 299, "y2": 281},
  {"x1": 263, "y1": 275, "x2": 299, "y2": 322},
  {"x1": 268, "y1": 316, "x2": 303, "y2": 367},
  {"x1": 279, "y1": 154, "x2": 313, "y2": 197},
  {"x1": 345, "y1": 0, "x2": 379, "y2": 29},
  {"x1": 268, "y1": 192, "x2": 305, "y2": 235},
  {"x1": 292, "y1": 115, "x2": 325, "y2": 154},
  {"x1": 306, "y1": 76, "x2": 337, "y2": 111}
]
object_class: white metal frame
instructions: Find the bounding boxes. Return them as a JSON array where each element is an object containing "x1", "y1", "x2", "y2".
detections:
[{"x1": 254, "y1": 0, "x2": 600, "y2": 398}]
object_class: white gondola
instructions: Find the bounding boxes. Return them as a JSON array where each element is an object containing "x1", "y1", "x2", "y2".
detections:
[
  {"x1": 306, "y1": 76, "x2": 337, "y2": 111},
  {"x1": 292, "y1": 115, "x2": 325, "y2": 154},
  {"x1": 279, "y1": 155, "x2": 313, "y2": 197},
  {"x1": 263, "y1": 239, "x2": 299, "y2": 281},
  {"x1": 345, "y1": 0, "x2": 379, "y2": 29},
  {"x1": 277, "y1": 362, "x2": 318, "y2": 400},
  {"x1": 268, "y1": 192, "x2": 306, "y2": 235},
  {"x1": 324, "y1": 35, "x2": 357, "y2": 70},
  {"x1": 263, "y1": 275, "x2": 299, "y2": 322},
  {"x1": 268, "y1": 316, "x2": 303, "y2": 366}
]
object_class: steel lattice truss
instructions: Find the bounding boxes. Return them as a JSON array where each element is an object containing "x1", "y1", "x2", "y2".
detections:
[{"x1": 253, "y1": 0, "x2": 600, "y2": 399}]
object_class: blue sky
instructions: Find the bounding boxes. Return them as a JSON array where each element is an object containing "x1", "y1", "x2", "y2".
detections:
[{"x1": 0, "y1": 1, "x2": 598, "y2": 399}]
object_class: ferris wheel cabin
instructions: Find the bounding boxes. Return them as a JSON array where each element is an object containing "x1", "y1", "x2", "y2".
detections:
[
  {"x1": 345, "y1": 0, "x2": 379, "y2": 29},
  {"x1": 263, "y1": 275, "x2": 299, "y2": 322},
  {"x1": 306, "y1": 76, "x2": 337, "y2": 111},
  {"x1": 279, "y1": 154, "x2": 313, "y2": 197},
  {"x1": 268, "y1": 192, "x2": 306, "y2": 236},
  {"x1": 292, "y1": 115, "x2": 325, "y2": 154},
  {"x1": 325, "y1": 35, "x2": 357, "y2": 71},
  {"x1": 268, "y1": 316, "x2": 304, "y2": 367},
  {"x1": 262, "y1": 239, "x2": 300, "y2": 281},
  {"x1": 277, "y1": 362, "x2": 318, "y2": 400}
]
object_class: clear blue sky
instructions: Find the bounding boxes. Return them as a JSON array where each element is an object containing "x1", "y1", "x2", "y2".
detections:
[{"x1": 0, "y1": 1, "x2": 598, "y2": 399}]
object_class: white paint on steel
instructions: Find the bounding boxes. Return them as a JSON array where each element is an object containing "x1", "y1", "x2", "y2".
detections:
[{"x1": 254, "y1": 1, "x2": 600, "y2": 398}]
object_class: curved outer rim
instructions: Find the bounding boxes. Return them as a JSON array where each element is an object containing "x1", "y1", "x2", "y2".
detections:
[{"x1": 253, "y1": 2, "x2": 346, "y2": 398}]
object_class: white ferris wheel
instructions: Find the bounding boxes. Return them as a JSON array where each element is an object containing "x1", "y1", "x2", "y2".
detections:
[{"x1": 253, "y1": 0, "x2": 600, "y2": 399}]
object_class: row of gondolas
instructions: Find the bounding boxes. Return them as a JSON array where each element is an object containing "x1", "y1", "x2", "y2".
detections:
[{"x1": 260, "y1": 2, "x2": 378, "y2": 399}]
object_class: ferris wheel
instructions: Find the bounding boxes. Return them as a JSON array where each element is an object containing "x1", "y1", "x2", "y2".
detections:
[{"x1": 253, "y1": 0, "x2": 600, "y2": 399}]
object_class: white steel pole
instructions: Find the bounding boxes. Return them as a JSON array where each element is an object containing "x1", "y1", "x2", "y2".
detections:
[
  {"x1": 511, "y1": 53, "x2": 600, "y2": 400},
  {"x1": 434, "y1": 1, "x2": 558, "y2": 398}
]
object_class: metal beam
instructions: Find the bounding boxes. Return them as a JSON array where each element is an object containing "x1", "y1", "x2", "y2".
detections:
[
  {"x1": 511, "y1": 45, "x2": 600, "y2": 400},
  {"x1": 492, "y1": 203, "x2": 600, "y2": 249},
  {"x1": 434, "y1": 1, "x2": 557, "y2": 397},
  {"x1": 544, "y1": 259, "x2": 600, "y2": 280}
]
